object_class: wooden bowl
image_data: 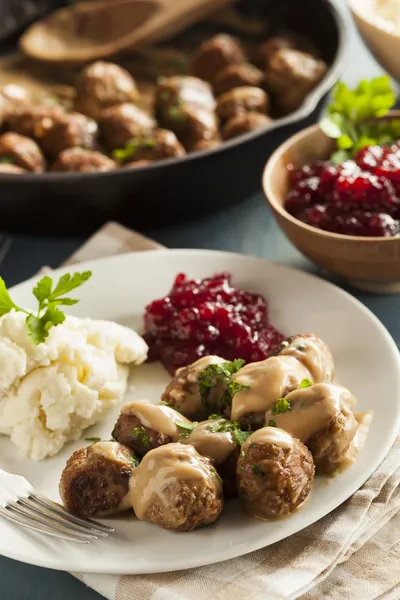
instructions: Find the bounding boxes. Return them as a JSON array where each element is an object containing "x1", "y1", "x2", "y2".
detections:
[
  {"x1": 262, "y1": 115, "x2": 400, "y2": 294},
  {"x1": 348, "y1": 0, "x2": 400, "y2": 81}
]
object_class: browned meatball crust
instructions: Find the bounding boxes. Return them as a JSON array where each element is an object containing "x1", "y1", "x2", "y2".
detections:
[
  {"x1": 237, "y1": 428, "x2": 314, "y2": 519},
  {"x1": 162, "y1": 105, "x2": 219, "y2": 152},
  {"x1": 216, "y1": 86, "x2": 270, "y2": 122},
  {"x1": 112, "y1": 400, "x2": 190, "y2": 455},
  {"x1": 255, "y1": 36, "x2": 297, "y2": 66},
  {"x1": 114, "y1": 129, "x2": 185, "y2": 164},
  {"x1": 0, "y1": 84, "x2": 31, "y2": 114},
  {"x1": 123, "y1": 159, "x2": 151, "y2": 168},
  {"x1": 222, "y1": 112, "x2": 272, "y2": 140},
  {"x1": 60, "y1": 441, "x2": 138, "y2": 518},
  {"x1": 213, "y1": 64, "x2": 264, "y2": 96},
  {"x1": 99, "y1": 103, "x2": 155, "y2": 150},
  {"x1": 272, "y1": 333, "x2": 334, "y2": 383},
  {"x1": 51, "y1": 148, "x2": 116, "y2": 173},
  {"x1": 191, "y1": 34, "x2": 246, "y2": 84},
  {"x1": 155, "y1": 75, "x2": 216, "y2": 121},
  {"x1": 5, "y1": 105, "x2": 66, "y2": 141},
  {"x1": 190, "y1": 138, "x2": 221, "y2": 152},
  {"x1": 265, "y1": 48, "x2": 328, "y2": 113},
  {"x1": 130, "y1": 443, "x2": 223, "y2": 531},
  {"x1": 41, "y1": 112, "x2": 98, "y2": 160},
  {"x1": 74, "y1": 61, "x2": 140, "y2": 120},
  {"x1": 0, "y1": 132, "x2": 45, "y2": 172},
  {"x1": 0, "y1": 162, "x2": 27, "y2": 174}
]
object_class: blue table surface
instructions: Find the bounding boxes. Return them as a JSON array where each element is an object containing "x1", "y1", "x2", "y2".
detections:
[{"x1": 1, "y1": 1, "x2": 399, "y2": 599}]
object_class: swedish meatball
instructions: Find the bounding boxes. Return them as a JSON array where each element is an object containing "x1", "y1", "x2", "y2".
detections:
[
  {"x1": 213, "y1": 64, "x2": 264, "y2": 96},
  {"x1": 265, "y1": 48, "x2": 328, "y2": 113},
  {"x1": 190, "y1": 138, "x2": 221, "y2": 152},
  {"x1": 5, "y1": 105, "x2": 66, "y2": 141},
  {"x1": 0, "y1": 163, "x2": 27, "y2": 174},
  {"x1": 265, "y1": 383, "x2": 359, "y2": 473},
  {"x1": 161, "y1": 355, "x2": 227, "y2": 420},
  {"x1": 273, "y1": 334, "x2": 334, "y2": 383},
  {"x1": 255, "y1": 36, "x2": 297, "y2": 67},
  {"x1": 222, "y1": 112, "x2": 272, "y2": 140},
  {"x1": 60, "y1": 441, "x2": 138, "y2": 518},
  {"x1": 162, "y1": 105, "x2": 219, "y2": 152},
  {"x1": 99, "y1": 103, "x2": 155, "y2": 150},
  {"x1": 51, "y1": 148, "x2": 116, "y2": 173},
  {"x1": 74, "y1": 61, "x2": 140, "y2": 120},
  {"x1": 216, "y1": 87, "x2": 270, "y2": 122},
  {"x1": 130, "y1": 443, "x2": 223, "y2": 531},
  {"x1": 191, "y1": 34, "x2": 246, "y2": 84},
  {"x1": 0, "y1": 132, "x2": 45, "y2": 172},
  {"x1": 230, "y1": 355, "x2": 311, "y2": 428},
  {"x1": 114, "y1": 129, "x2": 185, "y2": 164},
  {"x1": 123, "y1": 159, "x2": 151, "y2": 168},
  {"x1": 155, "y1": 75, "x2": 216, "y2": 121},
  {"x1": 41, "y1": 112, "x2": 98, "y2": 160},
  {"x1": 237, "y1": 427, "x2": 314, "y2": 519},
  {"x1": 1, "y1": 84, "x2": 31, "y2": 111},
  {"x1": 112, "y1": 399, "x2": 191, "y2": 455}
]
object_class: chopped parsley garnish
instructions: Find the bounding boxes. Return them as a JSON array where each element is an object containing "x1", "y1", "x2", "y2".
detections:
[
  {"x1": 113, "y1": 137, "x2": 157, "y2": 162},
  {"x1": 168, "y1": 106, "x2": 186, "y2": 123},
  {"x1": 130, "y1": 455, "x2": 140, "y2": 468},
  {"x1": 299, "y1": 378, "x2": 312, "y2": 389},
  {"x1": 208, "y1": 413, "x2": 223, "y2": 420},
  {"x1": 210, "y1": 467, "x2": 223, "y2": 485},
  {"x1": 85, "y1": 437, "x2": 101, "y2": 442},
  {"x1": 0, "y1": 157, "x2": 14, "y2": 164},
  {"x1": 233, "y1": 429, "x2": 251, "y2": 446},
  {"x1": 198, "y1": 359, "x2": 246, "y2": 407},
  {"x1": 266, "y1": 420, "x2": 276, "y2": 427},
  {"x1": 176, "y1": 420, "x2": 198, "y2": 438},
  {"x1": 207, "y1": 418, "x2": 251, "y2": 446},
  {"x1": 131, "y1": 427, "x2": 150, "y2": 446},
  {"x1": 208, "y1": 420, "x2": 229, "y2": 433},
  {"x1": 221, "y1": 380, "x2": 250, "y2": 407},
  {"x1": 272, "y1": 397, "x2": 291, "y2": 416},
  {"x1": 251, "y1": 464, "x2": 265, "y2": 477}
]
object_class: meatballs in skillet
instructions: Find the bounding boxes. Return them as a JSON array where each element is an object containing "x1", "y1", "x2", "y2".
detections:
[
  {"x1": 191, "y1": 34, "x2": 246, "y2": 85},
  {"x1": 130, "y1": 443, "x2": 223, "y2": 531},
  {"x1": 222, "y1": 112, "x2": 272, "y2": 140},
  {"x1": 60, "y1": 441, "x2": 139, "y2": 518},
  {"x1": 113, "y1": 129, "x2": 185, "y2": 164},
  {"x1": 155, "y1": 75, "x2": 216, "y2": 121},
  {"x1": 51, "y1": 148, "x2": 116, "y2": 173},
  {"x1": 166, "y1": 105, "x2": 219, "y2": 152},
  {"x1": 273, "y1": 334, "x2": 334, "y2": 383},
  {"x1": 230, "y1": 355, "x2": 311, "y2": 429},
  {"x1": 216, "y1": 87, "x2": 270, "y2": 122},
  {"x1": 237, "y1": 427, "x2": 314, "y2": 519},
  {"x1": 5, "y1": 105, "x2": 66, "y2": 141},
  {"x1": 161, "y1": 355, "x2": 228, "y2": 420},
  {"x1": 213, "y1": 64, "x2": 264, "y2": 96},
  {"x1": 112, "y1": 399, "x2": 192, "y2": 455},
  {"x1": 74, "y1": 61, "x2": 140, "y2": 120},
  {"x1": 0, "y1": 132, "x2": 45, "y2": 172},
  {"x1": 99, "y1": 103, "x2": 155, "y2": 151},
  {"x1": 0, "y1": 162, "x2": 27, "y2": 174},
  {"x1": 41, "y1": 112, "x2": 98, "y2": 160},
  {"x1": 265, "y1": 382, "x2": 359, "y2": 474},
  {"x1": 190, "y1": 138, "x2": 221, "y2": 152},
  {"x1": 255, "y1": 35, "x2": 297, "y2": 67},
  {"x1": 0, "y1": 84, "x2": 31, "y2": 113},
  {"x1": 265, "y1": 48, "x2": 328, "y2": 114}
]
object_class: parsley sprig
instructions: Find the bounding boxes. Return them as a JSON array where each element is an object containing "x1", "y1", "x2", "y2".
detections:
[
  {"x1": 176, "y1": 420, "x2": 198, "y2": 438},
  {"x1": 0, "y1": 271, "x2": 91, "y2": 345},
  {"x1": 198, "y1": 359, "x2": 248, "y2": 408},
  {"x1": 320, "y1": 75, "x2": 400, "y2": 164},
  {"x1": 207, "y1": 418, "x2": 251, "y2": 446}
]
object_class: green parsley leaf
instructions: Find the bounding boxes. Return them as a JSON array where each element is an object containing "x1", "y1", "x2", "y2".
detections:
[
  {"x1": 299, "y1": 378, "x2": 313, "y2": 389},
  {"x1": 176, "y1": 421, "x2": 198, "y2": 438},
  {"x1": 251, "y1": 464, "x2": 265, "y2": 477},
  {"x1": 0, "y1": 277, "x2": 19, "y2": 316},
  {"x1": 198, "y1": 359, "x2": 245, "y2": 407},
  {"x1": 272, "y1": 397, "x2": 291, "y2": 416},
  {"x1": 208, "y1": 413, "x2": 223, "y2": 420},
  {"x1": 131, "y1": 427, "x2": 150, "y2": 446},
  {"x1": 51, "y1": 271, "x2": 92, "y2": 299},
  {"x1": 221, "y1": 379, "x2": 250, "y2": 407},
  {"x1": 168, "y1": 106, "x2": 186, "y2": 123},
  {"x1": 85, "y1": 437, "x2": 102, "y2": 442},
  {"x1": 210, "y1": 467, "x2": 223, "y2": 485},
  {"x1": 267, "y1": 420, "x2": 276, "y2": 427},
  {"x1": 130, "y1": 455, "x2": 140, "y2": 468},
  {"x1": 32, "y1": 276, "x2": 53, "y2": 308},
  {"x1": 233, "y1": 429, "x2": 251, "y2": 446}
]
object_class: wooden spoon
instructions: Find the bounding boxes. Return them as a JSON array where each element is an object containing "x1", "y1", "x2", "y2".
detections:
[{"x1": 21, "y1": 0, "x2": 234, "y2": 64}]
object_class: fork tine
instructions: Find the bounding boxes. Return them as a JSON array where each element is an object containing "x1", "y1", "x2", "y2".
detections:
[
  {"x1": 6, "y1": 502, "x2": 99, "y2": 541},
  {"x1": 30, "y1": 493, "x2": 114, "y2": 533},
  {"x1": 16, "y1": 498, "x2": 109, "y2": 538},
  {"x1": 0, "y1": 506, "x2": 90, "y2": 543}
]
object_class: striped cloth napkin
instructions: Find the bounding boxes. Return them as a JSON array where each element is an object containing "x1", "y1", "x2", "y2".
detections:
[{"x1": 59, "y1": 222, "x2": 400, "y2": 600}]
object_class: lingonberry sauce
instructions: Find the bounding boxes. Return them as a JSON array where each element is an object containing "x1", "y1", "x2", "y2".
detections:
[
  {"x1": 285, "y1": 143, "x2": 400, "y2": 237},
  {"x1": 143, "y1": 272, "x2": 284, "y2": 374}
]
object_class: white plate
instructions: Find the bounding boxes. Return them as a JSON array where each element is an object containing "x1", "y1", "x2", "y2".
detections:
[{"x1": 0, "y1": 249, "x2": 399, "y2": 575}]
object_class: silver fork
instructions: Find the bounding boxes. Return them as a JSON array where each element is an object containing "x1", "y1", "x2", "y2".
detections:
[{"x1": 0, "y1": 469, "x2": 114, "y2": 543}]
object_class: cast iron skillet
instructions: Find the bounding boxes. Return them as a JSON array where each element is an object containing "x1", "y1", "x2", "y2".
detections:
[{"x1": 0, "y1": 0, "x2": 347, "y2": 235}]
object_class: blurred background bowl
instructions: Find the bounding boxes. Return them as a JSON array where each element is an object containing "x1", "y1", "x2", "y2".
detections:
[
  {"x1": 0, "y1": 0, "x2": 347, "y2": 236},
  {"x1": 348, "y1": 0, "x2": 400, "y2": 81},
  {"x1": 262, "y1": 113, "x2": 400, "y2": 294}
]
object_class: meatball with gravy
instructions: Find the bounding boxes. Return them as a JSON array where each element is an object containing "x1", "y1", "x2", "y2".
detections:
[
  {"x1": 216, "y1": 87, "x2": 270, "y2": 122},
  {"x1": 222, "y1": 112, "x2": 272, "y2": 140},
  {"x1": 5, "y1": 105, "x2": 66, "y2": 141},
  {"x1": 130, "y1": 443, "x2": 223, "y2": 531},
  {"x1": 74, "y1": 61, "x2": 140, "y2": 120},
  {"x1": 51, "y1": 148, "x2": 116, "y2": 173},
  {"x1": 230, "y1": 355, "x2": 311, "y2": 428},
  {"x1": 237, "y1": 427, "x2": 314, "y2": 519},
  {"x1": 60, "y1": 441, "x2": 138, "y2": 518},
  {"x1": 213, "y1": 64, "x2": 264, "y2": 96},
  {"x1": 114, "y1": 129, "x2": 185, "y2": 164},
  {"x1": 191, "y1": 34, "x2": 246, "y2": 84},
  {"x1": 256, "y1": 36, "x2": 297, "y2": 66},
  {"x1": 155, "y1": 75, "x2": 216, "y2": 121},
  {"x1": 161, "y1": 355, "x2": 228, "y2": 420},
  {"x1": 0, "y1": 132, "x2": 45, "y2": 172},
  {"x1": 273, "y1": 334, "x2": 334, "y2": 383},
  {"x1": 41, "y1": 112, "x2": 98, "y2": 160},
  {"x1": 99, "y1": 103, "x2": 155, "y2": 150},
  {"x1": 112, "y1": 399, "x2": 191, "y2": 455},
  {"x1": 265, "y1": 382, "x2": 363, "y2": 473}
]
